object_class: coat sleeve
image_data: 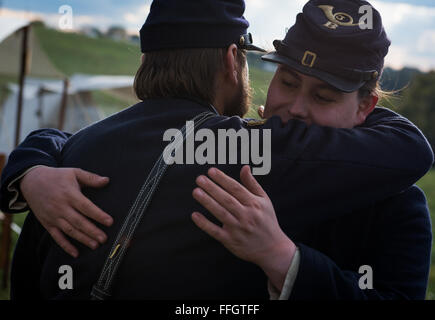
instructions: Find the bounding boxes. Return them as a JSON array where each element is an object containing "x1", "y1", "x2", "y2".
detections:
[
  {"x1": 288, "y1": 186, "x2": 432, "y2": 300},
  {"x1": 0, "y1": 106, "x2": 433, "y2": 216},
  {"x1": 261, "y1": 106, "x2": 433, "y2": 180},
  {"x1": 0, "y1": 129, "x2": 72, "y2": 213},
  {"x1": 247, "y1": 107, "x2": 434, "y2": 231}
]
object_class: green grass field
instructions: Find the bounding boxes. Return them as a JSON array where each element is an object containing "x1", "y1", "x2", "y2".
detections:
[
  {"x1": 245, "y1": 66, "x2": 275, "y2": 119},
  {"x1": 34, "y1": 24, "x2": 141, "y2": 77},
  {"x1": 0, "y1": 25, "x2": 434, "y2": 300},
  {"x1": 416, "y1": 170, "x2": 435, "y2": 299},
  {"x1": 0, "y1": 212, "x2": 26, "y2": 300}
]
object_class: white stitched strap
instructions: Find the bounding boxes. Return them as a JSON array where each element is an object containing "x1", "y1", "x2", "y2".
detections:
[{"x1": 90, "y1": 111, "x2": 215, "y2": 300}]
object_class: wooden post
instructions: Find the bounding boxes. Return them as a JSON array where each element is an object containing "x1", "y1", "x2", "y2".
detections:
[
  {"x1": 36, "y1": 89, "x2": 44, "y2": 128},
  {"x1": 58, "y1": 79, "x2": 69, "y2": 130},
  {"x1": 14, "y1": 25, "x2": 30, "y2": 147},
  {"x1": 0, "y1": 25, "x2": 31, "y2": 290}
]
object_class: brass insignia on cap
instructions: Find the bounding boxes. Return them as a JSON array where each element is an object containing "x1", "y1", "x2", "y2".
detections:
[
  {"x1": 372, "y1": 71, "x2": 379, "y2": 79},
  {"x1": 301, "y1": 51, "x2": 317, "y2": 68},
  {"x1": 240, "y1": 36, "x2": 245, "y2": 46},
  {"x1": 318, "y1": 5, "x2": 360, "y2": 30},
  {"x1": 246, "y1": 119, "x2": 267, "y2": 127}
]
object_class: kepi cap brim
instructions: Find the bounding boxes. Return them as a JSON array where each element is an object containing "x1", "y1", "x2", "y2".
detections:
[{"x1": 261, "y1": 52, "x2": 366, "y2": 93}]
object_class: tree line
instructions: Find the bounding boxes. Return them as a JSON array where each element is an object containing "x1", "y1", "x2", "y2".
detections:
[{"x1": 380, "y1": 69, "x2": 435, "y2": 161}]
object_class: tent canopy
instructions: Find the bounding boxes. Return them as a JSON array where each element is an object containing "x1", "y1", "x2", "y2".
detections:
[{"x1": 0, "y1": 19, "x2": 65, "y2": 79}]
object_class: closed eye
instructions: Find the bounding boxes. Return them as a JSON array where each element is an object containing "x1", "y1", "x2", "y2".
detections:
[
  {"x1": 282, "y1": 81, "x2": 298, "y2": 88},
  {"x1": 315, "y1": 94, "x2": 335, "y2": 103}
]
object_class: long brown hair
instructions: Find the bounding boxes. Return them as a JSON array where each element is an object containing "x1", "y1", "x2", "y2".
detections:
[
  {"x1": 134, "y1": 47, "x2": 247, "y2": 105},
  {"x1": 358, "y1": 75, "x2": 397, "y2": 101}
]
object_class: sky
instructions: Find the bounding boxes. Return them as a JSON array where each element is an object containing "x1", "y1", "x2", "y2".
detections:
[{"x1": 1, "y1": 0, "x2": 435, "y2": 71}]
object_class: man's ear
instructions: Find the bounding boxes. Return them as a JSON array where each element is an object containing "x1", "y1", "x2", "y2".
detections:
[
  {"x1": 223, "y1": 44, "x2": 239, "y2": 85},
  {"x1": 357, "y1": 94, "x2": 378, "y2": 124}
]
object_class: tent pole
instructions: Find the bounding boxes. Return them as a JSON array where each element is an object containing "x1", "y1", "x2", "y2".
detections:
[
  {"x1": 58, "y1": 78, "x2": 69, "y2": 130},
  {"x1": 37, "y1": 89, "x2": 44, "y2": 127},
  {"x1": 0, "y1": 25, "x2": 30, "y2": 290},
  {"x1": 14, "y1": 25, "x2": 30, "y2": 146}
]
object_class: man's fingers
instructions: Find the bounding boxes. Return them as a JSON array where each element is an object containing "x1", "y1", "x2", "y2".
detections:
[
  {"x1": 48, "y1": 227, "x2": 79, "y2": 258},
  {"x1": 191, "y1": 212, "x2": 227, "y2": 243},
  {"x1": 57, "y1": 219, "x2": 100, "y2": 251},
  {"x1": 74, "y1": 168, "x2": 109, "y2": 188},
  {"x1": 196, "y1": 174, "x2": 245, "y2": 217},
  {"x1": 71, "y1": 191, "x2": 113, "y2": 227},
  {"x1": 240, "y1": 165, "x2": 267, "y2": 197},
  {"x1": 66, "y1": 207, "x2": 108, "y2": 244},
  {"x1": 192, "y1": 188, "x2": 239, "y2": 226},
  {"x1": 205, "y1": 168, "x2": 252, "y2": 205}
]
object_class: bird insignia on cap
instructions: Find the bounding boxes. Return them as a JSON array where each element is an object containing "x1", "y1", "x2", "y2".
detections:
[{"x1": 318, "y1": 5, "x2": 360, "y2": 29}]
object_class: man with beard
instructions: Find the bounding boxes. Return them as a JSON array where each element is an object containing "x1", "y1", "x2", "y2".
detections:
[{"x1": 0, "y1": 0, "x2": 433, "y2": 299}]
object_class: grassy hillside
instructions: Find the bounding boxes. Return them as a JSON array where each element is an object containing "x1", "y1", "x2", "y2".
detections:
[
  {"x1": 245, "y1": 65, "x2": 274, "y2": 119},
  {"x1": 0, "y1": 212, "x2": 27, "y2": 300},
  {"x1": 34, "y1": 25, "x2": 141, "y2": 77}
]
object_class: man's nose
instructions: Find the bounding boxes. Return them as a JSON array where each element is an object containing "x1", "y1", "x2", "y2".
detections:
[{"x1": 287, "y1": 94, "x2": 308, "y2": 120}]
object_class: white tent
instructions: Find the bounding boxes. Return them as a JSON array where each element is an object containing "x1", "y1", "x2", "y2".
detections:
[
  {"x1": 0, "y1": 17, "x2": 29, "y2": 43},
  {"x1": 0, "y1": 75, "x2": 135, "y2": 154},
  {"x1": 7, "y1": 74, "x2": 135, "y2": 96},
  {"x1": 0, "y1": 16, "x2": 34, "y2": 283},
  {"x1": 0, "y1": 18, "x2": 135, "y2": 154},
  {"x1": 0, "y1": 19, "x2": 64, "y2": 78}
]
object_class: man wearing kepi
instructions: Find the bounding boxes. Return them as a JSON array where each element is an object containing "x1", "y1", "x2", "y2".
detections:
[{"x1": 0, "y1": 0, "x2": 433, "y2": 299}]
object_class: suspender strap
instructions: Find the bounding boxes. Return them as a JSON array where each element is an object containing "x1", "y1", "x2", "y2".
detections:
[{"x1": 90, "y1": 111, "x2": 215, "y2": 300}]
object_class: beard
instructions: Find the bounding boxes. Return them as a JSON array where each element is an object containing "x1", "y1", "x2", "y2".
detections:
[{"x1": 223, "y1": 66, "x2": 252, "y2": 117}]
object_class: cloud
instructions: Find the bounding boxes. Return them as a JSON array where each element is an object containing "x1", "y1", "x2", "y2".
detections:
[
  {"x1": 385, "y1": 45, "x2": 410, "y2": 69},
  {"x1": 417, "y1": 30, "x2": 435, "y2": 54},
  {"x1": 0, "y1": 7, "x2": 115, "y2": 32},
  {"x1": 0, "y1": 8, "x2": 43, "y2": 22},
  {"x1": 371, "y1": 1, "x2": 435, "y2": 33},
  {"x1": 244, "y1": 0, "x2": 306, "y2": 50},
  {"x1": 371, "y1": 1, "x2": 435, "y2": 70},
  {"x1": 386, "y1": 45, "x2": 435, "y2": 71},
  {"x1": 123, "y1": 4, "x2": 151, "y2": 31}
]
